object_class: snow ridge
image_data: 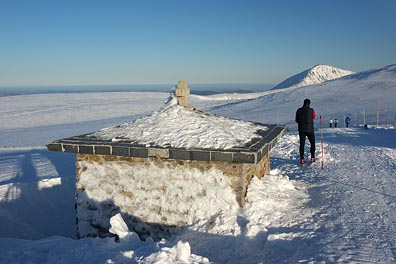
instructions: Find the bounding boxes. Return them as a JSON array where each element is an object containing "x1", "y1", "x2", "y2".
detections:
[{"x1": 272, "y1": 64, "x2": 354, "y2": 90}]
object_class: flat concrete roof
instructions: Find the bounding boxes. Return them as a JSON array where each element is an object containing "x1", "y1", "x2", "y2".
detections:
[{"x1": 47, "y1": 123, "x2": 287, "y2": 164}]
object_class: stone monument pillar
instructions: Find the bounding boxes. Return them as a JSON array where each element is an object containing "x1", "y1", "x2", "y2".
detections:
[{"x1": 175, "y1": 80, "x2": 190, "y2": 107}]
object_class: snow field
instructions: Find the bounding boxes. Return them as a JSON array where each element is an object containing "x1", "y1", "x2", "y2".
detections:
[
  {"x1": 1, "y1": 64, "x2": 396, "y2": 263},
  {"x1": 0, "y1": 92, "x2": 169, "y2": 131}
]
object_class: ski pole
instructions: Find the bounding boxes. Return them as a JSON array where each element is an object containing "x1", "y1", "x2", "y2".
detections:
[{"x1": 320, "y1": 115, "x2": 324, "y2": 169}]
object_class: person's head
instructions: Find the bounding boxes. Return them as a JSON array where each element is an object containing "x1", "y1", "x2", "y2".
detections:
[{"x1": 303, "y1": 98, "x2": 310, "y2": 106}]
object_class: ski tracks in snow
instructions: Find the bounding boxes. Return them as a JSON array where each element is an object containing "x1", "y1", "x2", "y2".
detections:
[
  {"x1": 321, "y1": 143, "x2": 396, "y2": 263},
  {"x1": 270, "y1": 128, "x2": 396, "y2": 263}
]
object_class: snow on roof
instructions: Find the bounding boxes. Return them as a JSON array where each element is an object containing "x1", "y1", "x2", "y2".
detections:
[{"x1": 92, "y1": 99, "x2": 267, "y2": 150}]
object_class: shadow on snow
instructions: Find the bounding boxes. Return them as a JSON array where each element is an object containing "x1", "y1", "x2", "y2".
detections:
[{"x1": 0, "y1": 148, "x2": 77, "y2": 239}]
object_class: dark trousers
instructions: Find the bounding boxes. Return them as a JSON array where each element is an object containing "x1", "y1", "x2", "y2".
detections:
[{"x1": 299, "y1": 131, "x2": 315, "y2": 159}]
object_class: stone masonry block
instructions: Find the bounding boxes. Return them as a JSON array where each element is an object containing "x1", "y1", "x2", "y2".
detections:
[
  {"x1": 112, "y1": 146, "x2": 129, "y2": 157},
  {"x1": 177, "y1": 80, "x2": 188, "y2": 90},
  {"x1": 175, "y1": 87, "x2": 190, "y2": 97},
  {"x1": 131, "y1": 147, "x2": 148, "y2": 158},
  {"x1": 79, "y1": 145, "x2": 94, "y2": 154},
  {"x1": 169, "y1": 149, "x2": 189, "y2": 160},
  {"x1": 261, "y1": 144, "x2": 269, "y2": 158},
  {"x1": 211, "y1": 151, "x2": 233, "y2": 163},
  {"x1": 148, "y1": 148, "x2": 169, "y2": 158},
  {"x1": 233, "y1": 152, "x2": 256, "y2": 164},
  {"x1": 169, "y1": 150, "x2": 210, "y2": 161},
  {"x1": 177, "y1": 96, "x2": 189, "y2": 107},
  {"x1": 47, "y1": 143, "x2": 62, "y2": 152},
  {"x1": 63, "y1": 144, "x2": 78, "y2": 153},
  {"x1": 190, "y1": 150, "x2": 210, "y2": 161},
  {"x1": 257, "y1": 149, "x2": 262, "y2": 162},
  {"x1": 95, "y1": 145, "x2": 111, "y2": 155}
]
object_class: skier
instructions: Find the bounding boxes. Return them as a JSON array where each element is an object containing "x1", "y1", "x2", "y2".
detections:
[
  {"x1": 295, "y1": 99, "x2": 316, "y2": 164},
  {"x1": 345, "y1": 116, "x2": 351, "y2": 127},
  {"x1": 329, "y1": 118, "x2": 333, "y2": 128},
  {"x1": 334, "y1": 118, "x2": 339, "y2": 128}
]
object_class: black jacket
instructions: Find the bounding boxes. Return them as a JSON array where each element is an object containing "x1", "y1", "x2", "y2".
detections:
[{"x1": 295, "y1": 104, "x2": 316, "y2": 133}]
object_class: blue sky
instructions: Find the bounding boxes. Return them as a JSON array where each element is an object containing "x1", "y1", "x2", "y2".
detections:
[{"x1": 1, "y1": 0, "x2": 395, "y2": 87}]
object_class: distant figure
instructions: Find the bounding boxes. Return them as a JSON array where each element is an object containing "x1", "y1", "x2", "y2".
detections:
[
  {"x1": 329, "y1": 118, "x2": 333, "y2": 128},
  {"x1": 345, "y1": 116, "x2": 351, "y2": 127},
  {"x1": 334, "y1": 118, "x2": 339, "y2": 128},
  {"x1": 295, "y1": 99, "x2": 316, "y2": 164}
]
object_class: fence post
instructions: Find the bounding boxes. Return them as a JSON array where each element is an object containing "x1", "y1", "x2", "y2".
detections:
[
  {"x1": 376, "y1": 101, "x2": 380, "y2": 128},
  {"x1": 386, "y1": 112, "x2": 389, "y2": 128}
]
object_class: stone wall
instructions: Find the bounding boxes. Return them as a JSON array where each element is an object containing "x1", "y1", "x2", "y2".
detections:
[{"x1": 75, "y1": 153, "x2": 270, "y2": 239}]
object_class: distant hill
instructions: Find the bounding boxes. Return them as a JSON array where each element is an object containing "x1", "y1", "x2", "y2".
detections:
[
  {"x1": 199, "y1": 64, "x2": 396, "y2": 128},
  {"x1": 272, "y1": 64, "x2": 354, "y2": 90}
]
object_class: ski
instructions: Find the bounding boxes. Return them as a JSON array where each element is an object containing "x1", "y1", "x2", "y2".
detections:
[
  {"x1": 300, "y1": 159, "x2": 317, "y2": 170},
  {"x1": 320, "y1": 115, "x2": 325, "y2": 169}
]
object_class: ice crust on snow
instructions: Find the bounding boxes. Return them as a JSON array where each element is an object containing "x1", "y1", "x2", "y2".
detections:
[{"x1": 92, "y1": 99, "x2": 267, "y2": 150}]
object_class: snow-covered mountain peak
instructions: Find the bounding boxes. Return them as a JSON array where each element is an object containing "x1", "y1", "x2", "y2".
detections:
[{"x1": 273, "y1": 64, "x2": 354, "y2": 90}]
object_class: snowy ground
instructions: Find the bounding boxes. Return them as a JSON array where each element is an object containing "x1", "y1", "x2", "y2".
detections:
[
  {"x1": 1, "y1": 65, "x2": 396, "y2": 263},
  {"x1": 268, "y1": 128, "x2": 396, "y2": 263}
]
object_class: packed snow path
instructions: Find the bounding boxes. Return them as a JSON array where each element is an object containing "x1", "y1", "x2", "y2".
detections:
[{"x1": 271, "y1": 127, "x2": 396, "y2": 263}]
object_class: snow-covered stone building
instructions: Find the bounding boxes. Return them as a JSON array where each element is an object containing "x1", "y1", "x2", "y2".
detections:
[{"x1": 47, "y1": 81, "x2": 287, "y2": 239}]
